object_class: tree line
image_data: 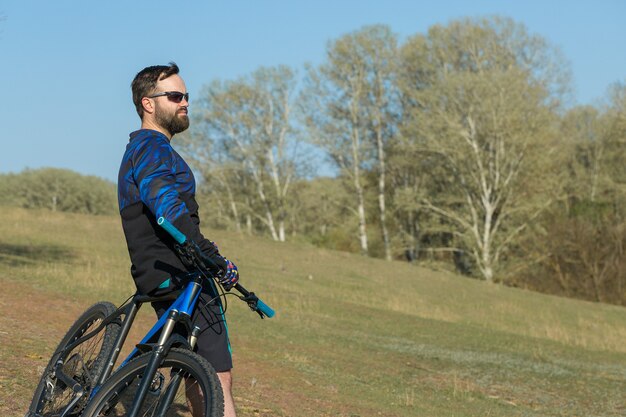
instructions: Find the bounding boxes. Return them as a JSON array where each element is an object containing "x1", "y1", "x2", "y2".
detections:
[
  {"x1": 3, "y1": 16, "x2": 623, "y2": 305},
  {"x1": 178, "y1": 16, "x2": 626, "y2": 305},
  {"x1": 0, "y1": 168, "x2": 117, "y2": 215}
]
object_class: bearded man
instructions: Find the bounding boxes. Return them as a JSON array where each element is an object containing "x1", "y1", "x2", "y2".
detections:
[{"x1": 118, "y1": 62, "x2": 239, "y2": 416}]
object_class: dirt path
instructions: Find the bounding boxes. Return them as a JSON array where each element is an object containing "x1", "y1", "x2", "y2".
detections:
[
  {"x1": 0, "y1": 280, "x2": 297, "y2": 417},
  {"x1": 0, "y1": 279, "x2": 85, "y2": 415},
  {"x1": 0, "y1": 281, "x2": 214, "y2": 415}
]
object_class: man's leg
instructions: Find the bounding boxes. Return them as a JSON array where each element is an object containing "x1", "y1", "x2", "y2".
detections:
[
  {"x1": 184, "y1": 370, "x2": 236, "y2": 416},
  {"x1": 193, "y1": 288, "x2": 236, "y2": 416},
  {"x1": 217, "y1": 370, "x2": 236, "y2": 417},
  {"x1": 185, "y1": 377, "x2": 205, "y2": 417}
]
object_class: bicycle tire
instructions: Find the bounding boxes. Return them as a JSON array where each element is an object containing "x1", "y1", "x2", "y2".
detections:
[
  {"x1": 27, "y1": 301, "x2": 121, "y2": 417},
  {"x1": 82, "y1": 348, "x2": 224, "y2": 417}
]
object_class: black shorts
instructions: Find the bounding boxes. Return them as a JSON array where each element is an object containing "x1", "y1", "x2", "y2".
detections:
[{"x1": 151, "y1": 276, "x2": 233, "y2": 373}]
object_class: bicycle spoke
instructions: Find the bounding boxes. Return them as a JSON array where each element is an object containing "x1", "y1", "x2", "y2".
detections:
[
  {"x1": 29, "y1": 302, "x2": 120, "y2": 417},
  {"x1": 40, "y1": 319, "x2": 106, "y2": 413}
]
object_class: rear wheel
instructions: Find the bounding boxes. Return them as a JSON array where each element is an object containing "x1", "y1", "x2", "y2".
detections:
[
  {"x1": 27, "y1": 301, "x2": 120, "y2": 417},
  {"x1": 82, "y1": 348, "x2": 224, "y2": 417}
]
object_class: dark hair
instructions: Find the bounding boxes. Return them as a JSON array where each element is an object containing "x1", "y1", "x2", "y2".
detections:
[{"x1": 131, "y1": 62, "x2": 180, "y2": 118}]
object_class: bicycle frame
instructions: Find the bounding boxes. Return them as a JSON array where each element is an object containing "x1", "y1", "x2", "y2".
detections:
[
  {"x1": 51, "y1": 275, "x2": 206, "y2": 417},
  {"x1": 96, "y1": 274, "x2": 205, "y2": 381},
  {"x1": 49, "y1": 217, "x2": 274, "y2": 417}
]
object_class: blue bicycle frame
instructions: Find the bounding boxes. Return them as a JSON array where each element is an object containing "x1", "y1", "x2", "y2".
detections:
[
  {"x1": 47, "y1": 215, "x2": 275, "y2": 417},
  {"x1": 119, "y1": 276, "x2": 204, "y2": 368}
]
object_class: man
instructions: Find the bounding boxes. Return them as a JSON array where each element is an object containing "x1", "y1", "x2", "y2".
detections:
[{"x1": 118, "y1": 62, "x2": 239, "y2": 416}]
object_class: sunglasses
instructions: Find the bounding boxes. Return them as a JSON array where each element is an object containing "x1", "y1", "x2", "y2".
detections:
[{"x1": 147, "y1": 91, "x2": 189, "y2": 103}]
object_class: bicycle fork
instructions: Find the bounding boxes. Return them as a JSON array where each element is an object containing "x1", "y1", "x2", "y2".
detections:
[{"x1": 153, "y1": 326, "x2": 201, "y2": 417}]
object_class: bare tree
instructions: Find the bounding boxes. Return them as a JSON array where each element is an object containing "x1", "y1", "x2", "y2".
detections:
[
  {"x1": 399, "y1": 17, "x2": 570, "y2": 281},
  {"x1": 301, "y1": 25, "x2": 399, "y2": 257},
  {"x1": 180, "y1": 66, "x2": 300, "y2": 241},
  {"x1": 361, "y1": 26, "x2": 399, "y2": 261},
  {"x1": 302, "y1": 56, "x2": 370, "y2": 253}
]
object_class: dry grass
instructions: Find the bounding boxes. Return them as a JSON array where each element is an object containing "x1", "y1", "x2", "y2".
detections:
[{"x1": 1, "y1": 207, "x2": 625, "y2": 417}]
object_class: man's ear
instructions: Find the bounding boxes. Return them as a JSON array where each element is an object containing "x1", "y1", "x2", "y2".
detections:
[{"x1": 141, "y1": 97, "x2": 154, "y2": 115}]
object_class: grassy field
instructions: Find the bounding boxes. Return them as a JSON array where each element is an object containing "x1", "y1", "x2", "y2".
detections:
[{"x1": 0, "y1": 206, "x2": 625, "y2": 416}]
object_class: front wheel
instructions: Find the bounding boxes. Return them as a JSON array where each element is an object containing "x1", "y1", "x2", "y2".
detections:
[
  {"x1": 27, "y1": 301, "x2": 121, "y2": 417},
  {"x1": 82, "y1": 348, "x2": 224, "y2": 417}
]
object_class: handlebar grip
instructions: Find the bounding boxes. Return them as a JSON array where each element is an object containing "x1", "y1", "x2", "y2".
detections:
[
  {"x1": 235, "y1": 284, "x2": 275, "y2": 319},
  {"x1": 256, "y1": 298, "x2": 275, "y2": 318},
  {"x1": 157, "y1": 217, "x2": 187, "y2": 244}
]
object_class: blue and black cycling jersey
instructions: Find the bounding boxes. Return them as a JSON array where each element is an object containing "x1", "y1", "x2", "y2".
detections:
[{"x1": 118, "y1": 129, "x2": 218, "y2": 294}]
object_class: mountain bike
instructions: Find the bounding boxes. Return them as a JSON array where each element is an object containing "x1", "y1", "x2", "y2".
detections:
[{"x1": 27, "y1": 217, "x2": 274, "y2": 417}]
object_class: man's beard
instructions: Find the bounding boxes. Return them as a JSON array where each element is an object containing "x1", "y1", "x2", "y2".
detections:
[{"x1": 155, "y1": 106, "x2": 189, "y2": 136}]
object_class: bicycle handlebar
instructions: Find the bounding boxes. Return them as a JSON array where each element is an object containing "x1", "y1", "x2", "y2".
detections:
[{"x1": 157, "y1": 216, "x2": 275, "y2": 319}]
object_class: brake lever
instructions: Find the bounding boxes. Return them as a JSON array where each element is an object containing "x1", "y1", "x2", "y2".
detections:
[{"x1": 242, "y1": 292, "x2": 266, "y2": 319}]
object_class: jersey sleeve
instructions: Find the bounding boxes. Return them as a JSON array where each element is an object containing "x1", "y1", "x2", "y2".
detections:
[
  {"x1": 132, "y1": 138, "x2": 188, "y2": 222},
  {"x1": 131, "y1": 138, "x2": 220, "y2": 258}
]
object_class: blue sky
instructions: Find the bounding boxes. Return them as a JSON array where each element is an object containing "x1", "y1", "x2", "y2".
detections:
[{"x1": 0, "y1": 0, "x2": 624, "y2": 182}]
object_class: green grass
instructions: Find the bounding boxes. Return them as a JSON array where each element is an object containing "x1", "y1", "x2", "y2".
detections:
[{"x1": 1, "y1": 207, "x2": 625, "y2": 416}]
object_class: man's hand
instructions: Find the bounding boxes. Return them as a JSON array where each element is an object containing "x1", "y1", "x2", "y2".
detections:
[
  {"x1": 184, "y1": 242, "x2": 239, "y2": 290},
  {"x1": 218, "y1": 258, "x2": 239, "y2": 291}
]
